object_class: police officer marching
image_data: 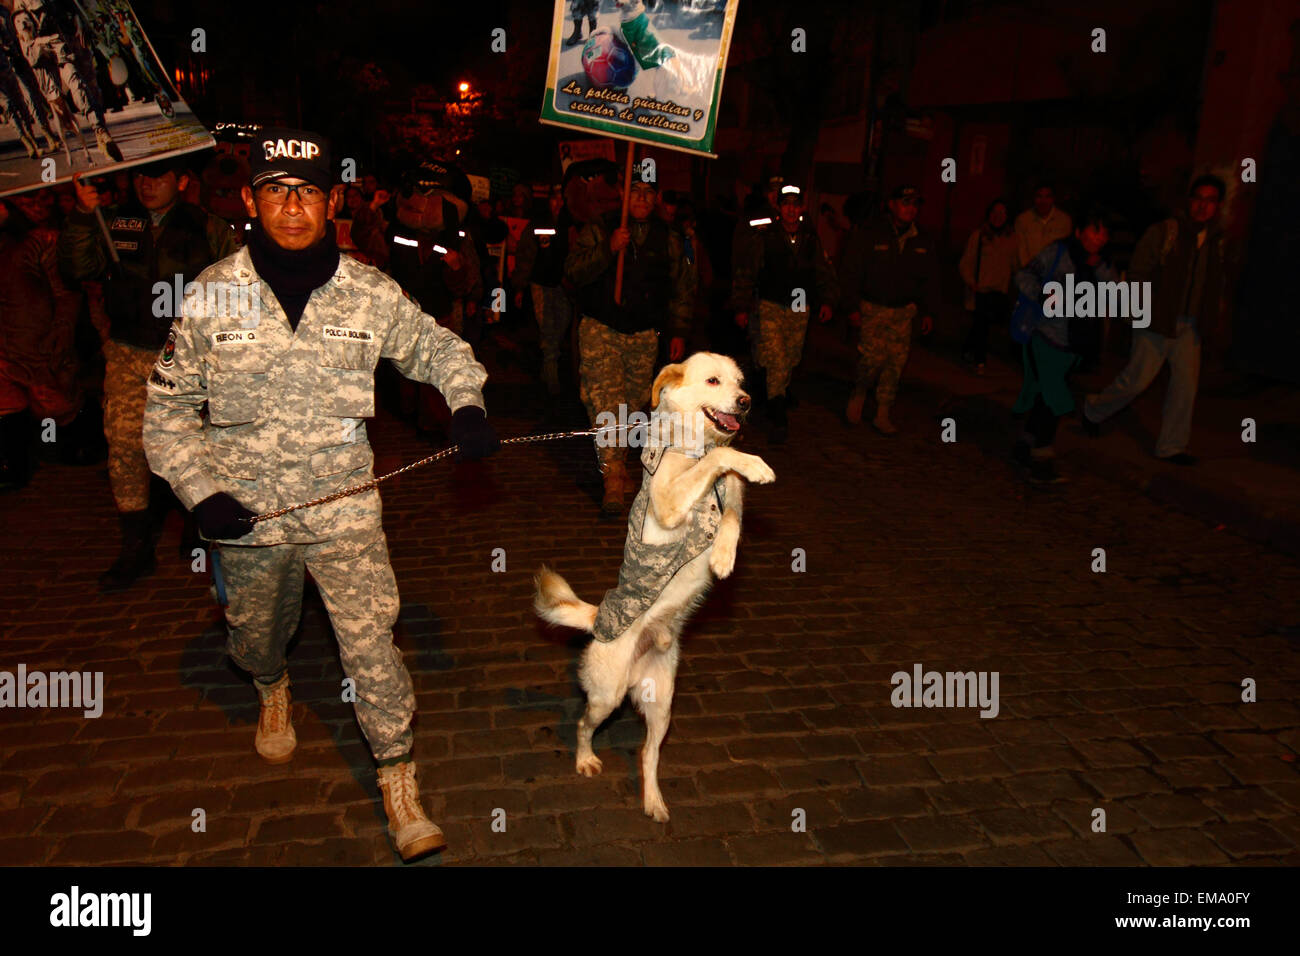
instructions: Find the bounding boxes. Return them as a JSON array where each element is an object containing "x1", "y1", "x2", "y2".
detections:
[
  {"x1": 511, "y1": 183, "x2": 574, "y2": 398},
  {"x1": 731, "y1": 184, "x2": 837, "y2": 444},
  {"x1": 565, "y1": 171, "x2": 696, "y2": 515},
  {"x1": 838, "y1": 184, "x2": 940, "y2": 435},
  {"x1": 141, "y1": 128, "x2": 500, "y2": 863},
  {"x1": 60, "y1": 156, "x2": 238, "y2": 592},
  {"x1": 729, "y1": 175, "x2": 784, "y2": 402}
]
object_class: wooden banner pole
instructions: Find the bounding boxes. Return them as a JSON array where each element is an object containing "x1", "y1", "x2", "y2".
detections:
[{"x1": 613, "y1": 141, "x2": 635, "y2": 304}]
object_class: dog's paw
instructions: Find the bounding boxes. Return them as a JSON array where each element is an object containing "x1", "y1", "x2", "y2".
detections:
[
  {"x1": 709, "y1": 535, "x2": 737, "y2": 578},
  {"x1": 644, "y1": 794, "x2": 670, "y2": 823},
  {"x1": 741, "y1": 455, "x2": 775, "y2": 484},
  {"x1": 576, "y1": 753, "x2": 604, "y2": 777}
]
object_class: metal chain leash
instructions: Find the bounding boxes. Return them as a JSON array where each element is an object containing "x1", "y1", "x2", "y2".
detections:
[{"x1": 249, "y1": 425, "x2": 627, "y2": 524}]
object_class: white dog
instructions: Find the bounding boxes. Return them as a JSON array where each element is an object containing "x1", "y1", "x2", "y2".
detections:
[{"x1": 534, "y1": 352, "x2": 775, "y2": 821}]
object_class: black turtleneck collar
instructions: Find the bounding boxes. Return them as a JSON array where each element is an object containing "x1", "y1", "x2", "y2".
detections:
[{"x1": 246, "y1": 220, "x2": 341, "y2": 331}]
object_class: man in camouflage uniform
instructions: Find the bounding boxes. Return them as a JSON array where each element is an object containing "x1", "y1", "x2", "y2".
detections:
[
  {"x1": 11, "y1": 0, "x2": 122, "y2": 163},
  {"x1": 511, "y1": 183, "x2": 573, "y2": 397},
  {"x1": 731, "y1": 184, "x2": 836, "y2": 443},
  {"x1": 729, "y1": 175, "x2": 784, "y2": 401},
  {"x1": 838, "y1": 185, "x2": 938, "y2": 435},
  {"x1": 565, "y1": 175, "x2": 695, "y2": 515},
  {"x1": 0, "y1": 10, "x2": 61, "y2": 159},
  {"x1": 141, "y1": 129, "x2": 499, "y2": 863},
  {"x1": 60, "y1": 156, "x2": 238, "y2": 592},
  {"x1": 565, "y1": 0, "x2": 599, "y2": 45}
]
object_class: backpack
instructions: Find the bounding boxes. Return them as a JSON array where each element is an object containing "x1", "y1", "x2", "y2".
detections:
[{"x1": 1010, "y1": 242, "x2": 1066, "y2": 345}]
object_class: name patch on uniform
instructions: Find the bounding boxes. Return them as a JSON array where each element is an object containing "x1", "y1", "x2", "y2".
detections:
[
  {"x1": 212, "y1": 330, "x2": 259, "y2": 346},
  {"x1": 114, "y1": 240, "x2": 139, "y2": 252},
  {"x1": 323, "y1": 326, "x2": 374, "y2": 342},
  {"x1": 110, "y1": 217, "x2": 147, "y2": 232}
]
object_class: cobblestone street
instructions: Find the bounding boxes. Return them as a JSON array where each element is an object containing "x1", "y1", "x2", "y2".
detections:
[{"x1": 2, "y1": 343, "x2": 1298, "y2": 866}]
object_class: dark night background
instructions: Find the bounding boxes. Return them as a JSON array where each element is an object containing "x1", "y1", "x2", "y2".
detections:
[{"x1": 134, "y1": 0, "x2": 1298, "y2": 380}]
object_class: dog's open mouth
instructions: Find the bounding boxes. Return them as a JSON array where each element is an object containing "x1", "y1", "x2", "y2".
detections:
[{"x1": 702, "y1": 406, "x2": 742, "y2": 434}]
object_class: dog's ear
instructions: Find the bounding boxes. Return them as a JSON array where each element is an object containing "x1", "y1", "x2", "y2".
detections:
[{"x1": 651, "y1": 363, "x2": 685, "y2": 409}]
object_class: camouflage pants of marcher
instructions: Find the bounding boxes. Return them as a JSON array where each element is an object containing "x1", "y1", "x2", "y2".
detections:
[
  {"x1": 218, "y1": 522, "x2": 415, "y2": 762},
  {"x1": 578, "y1": 316, "x2": 657, "y2": 472},
  {"x1": 855, "y1": 301, "x2": 916, "y2": 407},
  {"x1": 531, "y1": 283, "x2": 574, "y2": 364},
  {"x1": 102, "y1": 339, "x2": 157, "y2": 512},
  {"x1": 755, "y1": 299, "x2": 810, "y2": 399}
]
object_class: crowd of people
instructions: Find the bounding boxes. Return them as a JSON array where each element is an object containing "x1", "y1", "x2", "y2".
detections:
[
  {"x1": 0, "y1": 145, "x2": 1234, "y2": 553},
  {"x1": 0, "y1": 125, "x2": 1235, "y2": 860}
]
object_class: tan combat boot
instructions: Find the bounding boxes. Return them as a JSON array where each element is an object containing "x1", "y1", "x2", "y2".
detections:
[
  {"x1": 872, "y1": 403, "x2": 898, "y2": 436},
  {"x1": 254, "y1": 675, "x2": 296, "y2": 764},
  {"x1": 377, "y1": 760, "x2": 446, "y2": 861},
  {"x1": 845, "y1": 388, "x2": 867, "y2": 426}
]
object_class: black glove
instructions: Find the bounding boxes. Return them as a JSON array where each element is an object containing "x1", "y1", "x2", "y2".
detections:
[
  {"x1": 194, "y1": 492, "x2": 256, "y2": 540},
  {"x1": 449, "y1": 405, "x2": 500, "y2": 461}
]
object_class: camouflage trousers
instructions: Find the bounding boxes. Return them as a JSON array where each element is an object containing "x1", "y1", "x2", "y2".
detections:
[
  {"x1": 218, "y1": 522, "x2": 415, "y2": 762},
  {"x1": 854, "y1": 301, "x2": 916, "y2": 407},
  {"x1": 578, "y1": 316, "x2": 658, "y2": 472},
  {"x1": 531, "y1": 283, "x2": 574, "y2": 365},
  {"x1": 102, "y1": 339, "x2": 157, "y2": 512},
  {"x1": 755, "y1": 299, "x2": 810, "y2": 399}
]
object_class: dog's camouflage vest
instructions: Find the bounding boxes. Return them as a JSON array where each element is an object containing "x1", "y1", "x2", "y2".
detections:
[{"x1": 591, "y1": 442, "x2": 727, "y2": 643}]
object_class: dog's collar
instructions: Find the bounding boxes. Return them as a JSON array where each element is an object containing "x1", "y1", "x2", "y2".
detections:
[{"x1": 641, "y1": 439, "x2": 711, "y2": 474}]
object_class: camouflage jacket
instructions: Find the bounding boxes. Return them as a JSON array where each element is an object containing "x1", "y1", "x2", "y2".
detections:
[
  {"x1": 592, "y1": 442, "x2": 726, "y2": 643},
  {"x1": 141, "y1": 246, "x2": 488, "y2": 546}
]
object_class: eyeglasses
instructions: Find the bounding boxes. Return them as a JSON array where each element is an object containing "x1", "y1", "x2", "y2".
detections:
[{"x1": 257, "y1": 181, "x2": 327, "y2": 206}]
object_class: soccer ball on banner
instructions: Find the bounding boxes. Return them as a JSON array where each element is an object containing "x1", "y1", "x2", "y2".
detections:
[{"x1": 581, "y1": 29, "x2": 637, "y2": 90}]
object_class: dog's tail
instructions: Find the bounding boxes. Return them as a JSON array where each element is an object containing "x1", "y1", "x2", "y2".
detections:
[{"x1": 533, "y1": 564, "x2": 599, "y2": 632}]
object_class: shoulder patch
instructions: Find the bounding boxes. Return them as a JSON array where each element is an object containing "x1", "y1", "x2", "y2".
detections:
[{"x1": 158, "y1": 328, "x2": 178, "y2": 368}]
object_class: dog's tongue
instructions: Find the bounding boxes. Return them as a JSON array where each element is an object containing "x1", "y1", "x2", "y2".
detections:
[{"x1": 713, "y1": 410, "x2": 740, "y2": 432}]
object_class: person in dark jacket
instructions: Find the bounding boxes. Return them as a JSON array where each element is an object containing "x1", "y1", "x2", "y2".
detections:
[
  {"x1": 565, "y1": 175, "x2": 696, "y2": 514},
  {"x1": 59, "y1": 156, "x2": 238, "y2": 591},
  {"x1": 731, "y1": 184, "x2": 837, "y2": 443},
  {"x1": 1082, "y1": 175, "x2": 1230, "y2": 465},
  {"x1": 511, "y1": 184, "x2": 573, "y2": 395},
  {"x1": 838, "y1": 185, "x2": 939, "y2": 434},
  {"x1": 0, "y1": 191, "x2": 96, "y2": 490}
]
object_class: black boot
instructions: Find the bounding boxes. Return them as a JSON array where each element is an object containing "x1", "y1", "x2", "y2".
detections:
[
  {"x1": 56, "y1": 402, "x2": 107, "y2": 466},
  {"x1": 0, "y1": 411, "x2": 32, "y2": 491},
  {"x1": 98, "y1": 510, "x2": 157, "y2": 593},
  {"x1": 767, "y1": 395, "x2": 788, "y2": 445},
  {"x1": 587, "y1": 15, "x2": 597, "y2": 33},
  {"x1": 565, "y1": 18, "x2": 583, "y2": 45}
]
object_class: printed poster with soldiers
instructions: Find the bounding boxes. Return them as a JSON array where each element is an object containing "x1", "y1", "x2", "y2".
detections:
[
  {"x1": 0, "y1": 0, "x2": 213, "y2": 197},
  {"x1": 539, "y1": 0, "x2": 738, "y2": 157}
]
